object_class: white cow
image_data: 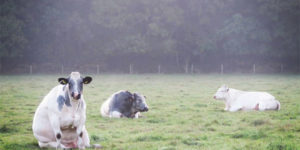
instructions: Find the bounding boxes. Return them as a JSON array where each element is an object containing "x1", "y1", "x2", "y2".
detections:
[
  {"x1": 213, "y1": 85, "x2": 280, "y2": 112},
  {"x1": 32, "y1": 72, "x2": 92, "y2": 149}
]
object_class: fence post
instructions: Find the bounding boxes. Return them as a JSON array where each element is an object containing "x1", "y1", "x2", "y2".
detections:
[
  {"x1": 185, "y1": 64, "x2": 189, "y2": 74},
  {"x1": 191, "y1": 64, "x2": 194, "y2": 74},
  {"x1": 280, "y1": 64, "x2": 283, "y2": 73},
  {"x1": 97, "y1": 64, "x2": 100, "y2": 75},
  {"x1": 129, "y1": 64, "x2": 133, "y2": 74},
  {"x1": 158, "y1": 65, "x2": 161, "y2": 74},
  {"x1": 253, "y1": 64, "x2": 256, "y2": 74},
  {"x1": 61, "y1": 65, "x2": 64, "y2": 74},
  {"x1": 29, "y1": 65, "x2": 33, "y2": 74},
  {"x1": 221, "y1": 64, "x2": 224, "y2": 74}
]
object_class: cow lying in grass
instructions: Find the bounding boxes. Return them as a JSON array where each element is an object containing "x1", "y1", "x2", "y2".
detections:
[
  {"x1": 101, "y1": 90, "x2": 149, "y2": 118},
  {"x1": 32, "y1": 72, "x2": 92, "y2": 149},
  {"x1": 213, "y1": 85, "x2": 280, "y2": 112}
]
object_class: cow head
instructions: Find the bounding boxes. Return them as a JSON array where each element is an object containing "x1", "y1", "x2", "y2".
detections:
[
  {"x1": 213, "y1": 85, "x2": 229, "y2": 100},
  {"x1": 58, "y1": 72, "x2": 92, "y2": 100},
  {"x1": 132, "y1": 93, "x2": 148, "y2": 112}
]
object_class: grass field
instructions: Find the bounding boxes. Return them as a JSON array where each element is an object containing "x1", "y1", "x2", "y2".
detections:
[{"x1": 0, "y1": 74, "x2": 300, "y2": 150}]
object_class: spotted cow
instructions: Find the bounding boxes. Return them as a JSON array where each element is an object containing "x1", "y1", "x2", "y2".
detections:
[{"x1": 32, "y1": 72, "x2": 92, "y2": 149}]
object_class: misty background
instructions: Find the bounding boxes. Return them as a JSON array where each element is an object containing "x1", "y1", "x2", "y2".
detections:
[{"x1": 0, "y1": 0, "x2": 299, "y2": 74}]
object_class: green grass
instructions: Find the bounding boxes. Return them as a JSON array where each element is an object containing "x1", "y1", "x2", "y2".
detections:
[{"x1": 0, "y1": 74, "x2": 300, "y2": 150}]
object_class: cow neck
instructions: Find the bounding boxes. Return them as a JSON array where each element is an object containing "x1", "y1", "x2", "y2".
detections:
[
  {"x1": 130, "y1": 103, "x2": 138, "y2": 115},
  {"x1": 124, "y1": 91, "x2": 135, "y2": 112},
  {"x1": 227, "y1": 88, "x2": 239, "y2": 102},
  {"x1": 226, "y1": 89, "x2": 233, "y2": 102}
]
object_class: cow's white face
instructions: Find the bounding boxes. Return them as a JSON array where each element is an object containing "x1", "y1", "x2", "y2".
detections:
[
  {"x1": 213, "y1": 85, "x2": 229, "y2": 100},
  {"x1": 58, "y1": 72, "x2": 92, "y2": 100}
]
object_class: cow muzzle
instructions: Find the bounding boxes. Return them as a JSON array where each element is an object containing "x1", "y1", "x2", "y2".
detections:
[
  {"x1": 142, "y1": 107, "x2": 149, "y2": 112},
  {"x1": 71, "y1": 92, "x2": 81, "y2": 100}
]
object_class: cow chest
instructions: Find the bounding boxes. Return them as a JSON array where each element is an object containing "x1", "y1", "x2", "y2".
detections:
[{"x1": 59, "y1": 105, "x2": 82, "y2": 129}]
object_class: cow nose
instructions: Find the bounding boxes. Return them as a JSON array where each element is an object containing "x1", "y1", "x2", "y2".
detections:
[
  {"x1": 76, "y1": 94, "x2": 81, "y2": 100},
  {"x1": 72, "y1": 92, "x2": 81, "y2": 100},
  {"x1": 144, "y1": 107, "x2": 148, "y2": 112},
  {"x1": 213, "y1": 96, "x2": 216, "y2": 99}
]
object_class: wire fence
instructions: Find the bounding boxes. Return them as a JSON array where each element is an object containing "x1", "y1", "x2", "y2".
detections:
[{"x1": 0, "y1": 63, "x2": 298, "y2": 75}]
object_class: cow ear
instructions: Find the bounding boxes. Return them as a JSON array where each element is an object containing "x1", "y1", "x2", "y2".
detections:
[
  {"x1": 83, "y1": 76, "x2": 92, "y2": 84},
  {"x1": 58, "y1": 78, "x2": 68, "y2": 85}
]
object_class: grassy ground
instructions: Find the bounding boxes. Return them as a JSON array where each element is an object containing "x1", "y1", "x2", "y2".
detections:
[{"x1": 0, "y1": 74, "x2": 300, "y2": 150}]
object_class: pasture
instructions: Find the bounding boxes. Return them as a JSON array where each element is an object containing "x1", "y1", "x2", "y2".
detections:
[{"x1": 0, "y1": 74, "x2": 300, "y2": 150}]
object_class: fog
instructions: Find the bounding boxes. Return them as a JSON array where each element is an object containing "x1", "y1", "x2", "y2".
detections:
[{"x1": 0, "y1": 0, "x2": 299, "y2": 74}]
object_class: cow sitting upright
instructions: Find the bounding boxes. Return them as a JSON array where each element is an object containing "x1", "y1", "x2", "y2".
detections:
[
  {"x1": 32, "y1": 72, "x2": 92, "y2": 149},
  {"x1": 213, "y1": 85, "x2": 280, "y2": 112},
  {"x1": 100, "y1": 90, "x2": 149, "y2": 118}
]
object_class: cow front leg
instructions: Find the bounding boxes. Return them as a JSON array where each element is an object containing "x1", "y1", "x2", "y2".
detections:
[
  {"x1": 224, "y1": 103, "x2": 230, "y2": 111},
  {"x1": 110, "y1": 111, "x2": 122, "y2": 118},
  {"x1": 228, "y1": 105, "x2": 242, "y2": 112},
  {"x1": 76, "y1": 124, "x2": 85, "y2": 149},
  {"x1": 81, "y1": 126, "x2": 91, "y2": 147},
  {"x1": 134, "y1": 112, "x2": 141, "y2": 118},
  {"x1": 48, "y1": 113, "x2": 62, "y2": 149}
]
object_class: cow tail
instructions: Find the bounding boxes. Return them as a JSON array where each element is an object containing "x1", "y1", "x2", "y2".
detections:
[{"x1": 276, "y1": 100, "x2": 281, "y2": 110}]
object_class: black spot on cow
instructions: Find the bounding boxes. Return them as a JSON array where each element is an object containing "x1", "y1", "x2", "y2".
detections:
[
  {"x1": 56, "y1": 133, "x2": 61, "y2": 139},
  {"x1": 57, "y1": 96, "x2": 65, "y2": 111},
  {"x1": 57, "y1": 93, "x2": 71, "y2": 111},
  {"x1": 64, "y1": 91, "x2": 71, "y2": 107}
]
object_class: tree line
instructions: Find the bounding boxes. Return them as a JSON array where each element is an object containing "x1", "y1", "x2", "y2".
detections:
[{"x1": 0, "y1": 0, "x2": 299, "y2": 73}]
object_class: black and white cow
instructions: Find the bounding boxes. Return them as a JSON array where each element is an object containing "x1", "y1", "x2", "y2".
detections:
[
  {"x1": 32, "y1": 72, "x2": 92, "y2": 149},
  {"x1": 100, "y1": 90, "x2": 149, "y2": 118}
]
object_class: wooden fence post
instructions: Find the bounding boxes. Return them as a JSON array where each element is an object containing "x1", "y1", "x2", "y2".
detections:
[
  {"x1": 129, "y1": 64, "x2": 133, "y2": 74},
  {"x1": 221, "y1": 64, "x2": 224, "y2": 74},
  {"x1": 185, "y1": 64, "x2": 189, "y2": 74},
  {"x1": 61, "y1": 65, "x2": 64, "y2": 74},
  {"x1": 97, "y1": 64, "x2": 100, "y2": 75},
  {"x1": 29, "y1": 65, "x2": 33, "y2": 74},
  {"x1": 158, "y1": 65, "x2": 161, "y2": 74},
  {"x1": 191, "y1": 64, "x2": 194, "y2": 74}
]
